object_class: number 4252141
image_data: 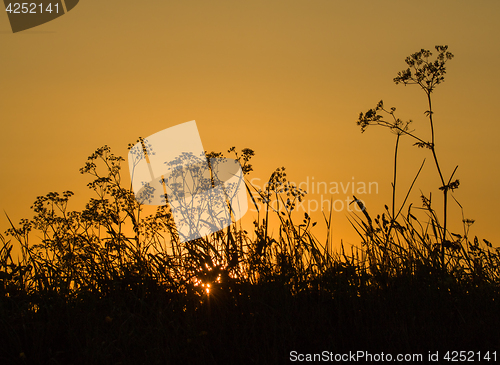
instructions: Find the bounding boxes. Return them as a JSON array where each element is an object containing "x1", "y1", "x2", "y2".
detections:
[{"x1": 5, "y1": 3, "x2": 60, "y2": 14}]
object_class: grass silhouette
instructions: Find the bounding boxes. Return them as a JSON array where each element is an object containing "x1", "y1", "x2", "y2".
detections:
[{"x1": 1, "y1": 46, "x2": 500, "y2": 364}]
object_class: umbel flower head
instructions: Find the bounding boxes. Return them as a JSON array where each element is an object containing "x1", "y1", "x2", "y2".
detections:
[{"x1": 393, "y1": 45, "x2": 454, "y2": 94}]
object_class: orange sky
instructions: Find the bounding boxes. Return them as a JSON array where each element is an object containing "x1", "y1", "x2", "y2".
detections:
[{"x1": 1, "y1": 0, "x2": 500, "y2": 249}]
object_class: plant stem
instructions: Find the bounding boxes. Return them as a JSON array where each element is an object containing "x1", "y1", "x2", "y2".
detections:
[
  {"x1": 426, "y1": 91, "x2": 447, "y2": 269},
  {"x1": 392, "y1": 134, "x2": 400, "y2": 220}
]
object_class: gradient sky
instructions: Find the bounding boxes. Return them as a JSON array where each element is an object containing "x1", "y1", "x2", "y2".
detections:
[{"x1": 1, "y1": 0, "x2": 500, "y2": 249}]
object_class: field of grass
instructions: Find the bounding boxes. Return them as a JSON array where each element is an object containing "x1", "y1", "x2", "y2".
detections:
[{"x1": 1, "y1": 46, "x2": 500, "y2": 364}]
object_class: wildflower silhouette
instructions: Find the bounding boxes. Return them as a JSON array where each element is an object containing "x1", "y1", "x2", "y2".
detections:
[{"x1": 357, "y1": 45, "x2": 458, "y2": 270}]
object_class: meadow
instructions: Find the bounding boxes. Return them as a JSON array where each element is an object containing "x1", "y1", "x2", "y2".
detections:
[{"x1": 1, "y1": 46, "x2": 499, "y2": 364}]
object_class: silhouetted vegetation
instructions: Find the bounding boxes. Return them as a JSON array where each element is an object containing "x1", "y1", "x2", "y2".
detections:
[{"x1": 1, "y1": 46, "x2": 499, "y2": 364}]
